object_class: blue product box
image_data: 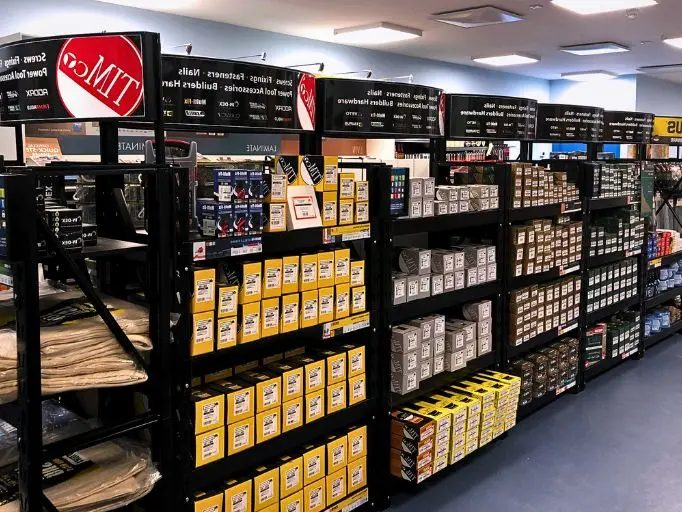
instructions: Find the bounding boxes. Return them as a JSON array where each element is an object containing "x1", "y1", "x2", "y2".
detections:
[
  {"x1": 232, "y1": 201, "x2": 250, "y2": 236},
  {"x1": 197, "y1": 198, "x2": 233, "y2": 238},
  {"x1": 248, "y1": 171, "x2": 264, "y2": 199},
  {"x1": 248, "y1": 200, "x2": 264, "y2": 234},
  {"x1": 213, "y1": 169, "x2": 233, "y2": 202}
]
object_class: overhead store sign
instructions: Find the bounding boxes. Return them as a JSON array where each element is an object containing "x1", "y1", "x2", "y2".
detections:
[
  {"x1": 447, "y1": 94, "x2": 537, "y2": 140},
  {"x1": 162, "y1": 55, "x2": 316, "y2": 132},
  {"x1": 0, "y1": 32, "x2": 156, "y2": 124},
  {"x1": 318, "y1": 78, "x2": 444, "y2": 137},
  {"x1": 652, "y1": 116, "x2": 682, "y2": 144},
  {"x1": 536, "y1": 104, "x2": 604, "y2": 142},
  {"x1": 602, "y1": 111, "x2": 654, "y2": 143}
]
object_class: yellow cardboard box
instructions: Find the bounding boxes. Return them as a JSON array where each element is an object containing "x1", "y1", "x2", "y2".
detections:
[
  {"x1": 191, "y1": 387, "x2": 224, "y2": 435},
  {"x1": 280, "y1": 294, "x2": 300, "y2": 333},
  {"x1": 327, "y1": 381, "x2": 347, "y2": 415},
  {"x1": 300, "y1": 290, "x2": 319, "y2": 328},
  {"x1": 339, "y1": 344, "x2": 365, "y2": 378},
  {"x1": 256, "y1": 408, "x2": 281, "y2": 444},
  {"x1": 326, "y1": 435, "x2": 348, "y2": 473},
  {"x1": 282, "y1": 397, "x2": 303, "y2": 433},
  {"x1": 347, "y1": 457, "x2": 366, "y2": 495},
  {"x1": 338, "y1": 173, "x2": 355, "y2": 200},
  {"x1": 193, "y1": 490, "x2": 223, "y2": 512},
  {"x1": 192, "y1": 268, "x2": 216, "y2": 314},
  {"x1": 281, "y1": 491, "x2": 303, "y2": 512},
  {"x1": 326, "y1": 468, "x2": 347, "y2": 505},
  {"x1": 305, "y1": 390, "x2": 325, "y2": 423},
  {"x1": 318, "y1": 287, "x2": 335, "y2": 324},
  {"x1": 354, "y1": 202, "x2": 369, "y2": 224},
  {"x1": 263, "y1": 259, "x2": 283, "y2": 298},
  {"x1": 194, "y1": 426, "x2": 224, "y2": 468},
  {"x1": 304, "y1": 481, "x2": 326, "y2": 512},
  {"x1": 216, "y1": 316, "x2": 237, "y2": 350},
  {"x1": 317, "y1": 251, "x2": 335, "y2": 289},
  {"x1": 253, "y1": 464, "x2": 279, "y2": 511},
  {"x1": 350, "y1": 261, "x2": 365, "y2": 287},
  {"x1": 239, "y1": 302, "x2": 261, "y2": 344},
  {"x1": 279, "y1": 455, "x2": 304, "y2": 498},
  {"x1": 261, "y1": 298, "x2": 280, "y2": 338},
  {"x1": 288, "y1": 356, "x2": 325, "y2": 394},
  {"x1": 338, "y1": 200, "x2": 354, "y2": 226},
  {"x1": 217, "y1": 284, "x2": 238, "y2": 318},
  {"x1": 210, "y1": 378, "x2": 253, "y2": 424},
  {"x1": 299, "y1": 254, "x2": 318, "y2": 292},
  {"x1": 282, "y1": 256, "x2": 300, "y2": 295},
  {"x1": 346, "y1": 425, "x2": 367, "y2": 463},
  {"x1": 237, "y1": 262, "x2": 262, "y2": 304},
  {"x1": 335, "y1": 283, "x2": 350, "y2": 319},
  {"x1": 224, "y1": 477, "x2": 251, "y2": 512},
  {"x1": 351, "y1": 286, "x2": 366, "y2": 315},
  {"x1": 334, "y1": 249, "x2": 350, "y2": 284},
  {"x1": 348, "y1": 374, "x2": 366, "y2": 406},
  {"x1": 266, "y1": 361, "x2": 303, "y2": 402},
  {"x1": 227, "y1": 417, "x2": 254, "y2": 456},
  {"x1": 191, "y1": 311, "x2": 214, "y2": 356},
  {"x1": 355, "y1": 181, "x2": 369, "y2": 202},
  {"x1": 240, "y1": 371, "x2": 281, "y2": 413},
  {"x1": 301, "y1": 442, "x2": 326, "y2": 486},
  {"x1": 321, "y1": 192, "x2": 338, "y2": 227},
  {"x1": 324, "y1": 156, "x2": 339, "y2": 191}
]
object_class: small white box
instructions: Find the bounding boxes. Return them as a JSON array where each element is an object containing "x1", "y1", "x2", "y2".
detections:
[
  {"x1": 423, "y1": 198, "x2": 435, "y2": 217},
  {"x1": 444, "y1": 273, "x2": 455, "y2": 292},
  {"x1": 423, "y1": 178, "x2": 436, "y2": 197},
  {"x1": 454, "y1": 271, "x2": 466, "y2": 290},
  {"x1": 409, "y1": 198, "x2": 423, "y2": 218},
  {"x1": 433, "y1": 354, "x2": 445, "y2": 375},
  {"x1": 444, "y1": 350, "x2": 466, "y2": 372},
  {"x1": 409, "y1": 178, "x2": 423, "y2": 198},
  {"x1": 449, "y1": 201, "x2": 459, "y2": 215}
]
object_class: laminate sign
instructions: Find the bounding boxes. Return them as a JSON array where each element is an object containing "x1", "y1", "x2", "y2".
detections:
[
  {"x1": 652, "y1": 116, "x2": 682, "y2": 144},
  {"x1": 319, "y1": 78, "x2": 444, "y2": 137},
  {"x1": 536, "y1": 104, "x2": 604, "y2": 142},
  {"x1": 447, "y1": 94, "x2": 537, "y2": 140},
  {"x1": 602, "y1": 111, "x2": 654, "y2": 143},
  {"x1": 162, "y1": 55, "x2": 316, "y2": 131},
  {"x1": 0, "y1": 32, "x2": 156, "y2": 123}
]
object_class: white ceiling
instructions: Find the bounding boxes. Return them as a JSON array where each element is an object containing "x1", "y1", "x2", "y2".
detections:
[{"x1": 94, "y1": 0, "x2": 682, "y2": 81}]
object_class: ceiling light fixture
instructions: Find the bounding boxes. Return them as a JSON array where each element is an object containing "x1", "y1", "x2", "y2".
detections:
[
  {"x1": 551, "y1": 0, "x2": 658, "y2": 15},
  {"x1": 333, "y1": 22, "x2": 422, "y2": 45},
  {"x1": 560, "y1": 42, "x2": 630, "y2": 55},
  {"x1": 561, "y1": 70, "x2": 618, "y2": 81},
  {"x1": 472, "y1": 53, "x2": 539, "y2": 66},
  {"x1": 432, "y1": 5, "x2": 524, "y2": 28},
  {"x1": 663, "y1": 37, "x2": 682, "y2": 50},
  {"x1": 638, "y1": 64, "x2": 682, "y2": 74}
]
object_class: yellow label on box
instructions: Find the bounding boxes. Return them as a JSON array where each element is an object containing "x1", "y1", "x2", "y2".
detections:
[
  {"x1": 262, "y1": 298, "x2": 280, "y2": 338},
  {"x1": 191, "y1": 388, "x2": 224, "y2": 435},
  {"x1": 217, "y1": 285, "x2": 238, "y2": 318},
  {"x1": 347, "y1": 457, "x2": 366, "y2": 495},
  {"x1": 194, "y1": 490, "x2": 223, "y2": 512},
  {"x1": 280, "y1": 455, "x2": 304, "y2": 498},
  {"x1": 224, "y1": 479, "x2": 251, "y2": 512},
  {"x1": 335, "y1": 283, "x2": 350, "y2": 319},
  {"x1": 305, "y1": 390, "x2": 325, "y2": 423},
  {"x1": 327, "y1": 381, "x2": 347, "y2": 415},
  {"x1": 280, "y1": 294, "x2": 300, "y2": 333},
  {"x1": 302, "y1": 443, "x2": 325, "y2": 486},
  {"x1": 195, "y1": 427, "x2": 224, "y2": 468},
  {"x1": 216, "y1": 316, "x2": 237, "y2": 350},
  {"x1": 338, "y1": 200, "x2": 354, "y2": 226},
  {"x1": 257, "y1": 408, "x2": 281, "y2": 444},
  {"x1": 338, "y1": 173, "x2": 355, "y2": 200},
  {"x1": 322, "y1": 192, "x2": 338, "y2": 227},
  {"x1": 326, "y1": 468, "x2": 347, "y2": 506},
  {"x1": 192, "y1": 268, "x2": 216, "y2": 314},
  {"x1": 354, "y1": 202, "x2": 369, "y2": 224},
  {"x1": 253, "y1": 465, "x2": 279, "y2": 511},
  {"x1": 318, "y1": 287, "x2": 335, "y2": 324},
  {"x1": 227, "y1": 417, "x2": 254, "y2": 455},
  {"x1": 304, "y1": 481, "x2": 326, "y2": 512},
  {"x1": 191, "y1": 311, "x2": 214, "y2": 356},
  {"x1": 350, "y1": 261, "x2": 365, "y2": 287},
  {"x1": 341, "y1": 345, "x2": 365, "y2": 378},
  {"x1": 239, "y1": 262, "x2": 262, "y2": 304},
  {"x1": 282, "y1": 256, "x2": 300, "y2": 295},
  {"x1": 239, "y1": 302, "x2": 261, "y2": 344},
  {"x1": 324, "y1": 156, "x2": 339, "y2": 191},
  {"x1": 300, "y1": 255, "x2": 318, "y2": 292},
  {"x1": 348, "y1": 374, "x2": 366, "y2": 405},
  {"x1": 326, "y1": 435, "x2": 348, "y2": 473},
  {"x1": 300, "y1": 290, "x2": 319, "y2": 328},
  {"x1": 334, "y1": 249, "x2": 350, "y2": 284},
  {"x1": 317, "y1": 251, "x2": 335, "y2": 288},
  {"x1": 263, "y1": 259, "x2": 283, "y2": 298},
  {"x1": 346, "y1": 425, "x2": 367, "y2": 463},
  {"x1": 281, "y1": 491, "x2": 303, "y2": 512},
  {"x1": 282, "y1": 397, "x2": 303, "y2": 433},
  {"x1": 351, "y1": 286, "x2": 366, "y2": 315},
  {"x1": 355, "y1": 181, "x2": 369, "y2": 202}
]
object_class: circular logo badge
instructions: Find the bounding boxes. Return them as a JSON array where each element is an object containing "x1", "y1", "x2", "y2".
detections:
[
  {"x1": 297, "y1": 73, "x2": 316, "y2": 131},
  {"x1": 56, "y1": 35, "x2": 144, "y2": 118}
]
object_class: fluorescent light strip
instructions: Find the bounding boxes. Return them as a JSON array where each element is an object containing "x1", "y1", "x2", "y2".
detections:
[
  {"x1": 551, "y1": 0, "x2": 658, "y2": 15},
  {"x1": 472, "y1": 54, "x2": 539, "y2": 67},
  {"x1": 561, "y1": 70, "x2": 618, "y2": 81},
  {"x1": 334, "y1": 22, "x2": 422, "y2": 45},
  {"x1": 663, "y1": 37, "x2": 682, "y2": 50},
  {"x1": 560, "y1": 42, "x2": 630, "y2": 56}
]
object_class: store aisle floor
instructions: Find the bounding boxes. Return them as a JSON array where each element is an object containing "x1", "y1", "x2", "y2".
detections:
[{"x1": 391, "y1": 337, "x2": 682, "y2": 512}]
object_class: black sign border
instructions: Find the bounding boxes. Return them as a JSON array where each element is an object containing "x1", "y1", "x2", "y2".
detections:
[
  {"x1": 535, "y1": 103, "x2": 605, "y2": 143},
  {"x1": 602, "y1": 110, "x2": 654, "y2": 144}
]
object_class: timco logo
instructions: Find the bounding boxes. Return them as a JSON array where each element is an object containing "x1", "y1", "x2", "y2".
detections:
[
  {"x1": 56, "y1": 35, "x2": 144, "y2": 118},
  {"x1": 438, "y1": 92, "x2": 445, "y2": 136},
  {"x1": 297, "y1": 73, "x2": 315, "y2": 131}
]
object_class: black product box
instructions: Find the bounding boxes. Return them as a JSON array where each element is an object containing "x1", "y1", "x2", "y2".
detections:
[
  {"x1": 45, "y1": 207, "x2": 82, "y2": 232},
  {"x1": 82, "y1": 224, "x2": 98, "y2": 247},
  {"x1": 585, "y1": 346, "x2": 603, "y2": 366},
  {"x1": 35, "y1": 187, "x2": 45, "y2": 211},
  {"x1": 56, "y1": 229, "x2": 83, "y2": 253}
]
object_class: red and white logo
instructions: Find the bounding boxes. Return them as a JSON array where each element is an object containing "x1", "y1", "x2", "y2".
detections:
[
  {"x1": 438, "y1": 92, "x2": 446, "y2": 136},
  {"x1": 56, "y1": 35, "x2": 144, "y2": 118},
  {"x1": 297, "y1": 73, "x2": 316, "y2": 131}
]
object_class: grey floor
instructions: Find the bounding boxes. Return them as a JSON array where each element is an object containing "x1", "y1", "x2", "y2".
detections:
[{"x1": 391, "y1": 336, "x2": 682, "y2": 512}]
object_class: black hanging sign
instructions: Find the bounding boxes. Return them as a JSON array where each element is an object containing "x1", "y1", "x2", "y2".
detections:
[
  {"x1": 0, "y1": 32, "x2": 158, "y2": 124},
  {"x1": 318, "y1": 78, "x2": 444, "y2": 137},
  {"x1": 447, "y1": 94, "x2": 537, "y2": 140},
  {"x1": 161, "y1": 55, "x2": 316, "y2": 132},
  {"x1": 602, "y1": 111, "x2": 654, "y2": 143},
  {"x1": 536, "y1": 103, "x2": 604, "y2": 141}
]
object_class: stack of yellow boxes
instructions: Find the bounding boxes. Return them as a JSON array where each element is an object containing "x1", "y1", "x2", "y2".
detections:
[
  {"x1": 190, "y1": 345, "x2": 367, "y2": 468},
  {"x1": 392, "y1": 371, "x2": 520, "y2": 483},
  {"x1": 189, "y1": 252, "x2": 366, "y2": 357},
  {"x1": 336, "y1": 172, "x2": 370, "y2": 227},
  {"x1": 191, "y1": 425, "x2": 368, "y2": 512}
]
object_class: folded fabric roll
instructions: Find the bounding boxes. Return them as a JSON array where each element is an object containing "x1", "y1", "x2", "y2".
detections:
[{"x1": 0, "y1": 293, "x2": 152, "y2": 403}]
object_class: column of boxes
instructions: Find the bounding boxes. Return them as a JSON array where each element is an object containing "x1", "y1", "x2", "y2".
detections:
[
  {"x1": 586, "y1": 258, "x2": 639, "y2": 315},
  {"x1": 189, "y1": 344, "x2": 366, "y2": 468},
  {"x1": 509, "y1": 218, "x2": 582, "y2": 277},
  {"x1": 510, "y1": 164, "x2": 579, "y2": 209},
  {"x1": 586, "y1": 163, "x2": 639, "y2": 199},
  {"x1": 192, "y1": 424, "x2": 368, "y2": 512},
  {"x1": 586, "y1": 311, "x2": 641, "y2": 369},
  {"x1": 510, "y1": 338, "x2": 579, "y2": 406},
  {"x1": 39, "y1": 205, "x2": 98, "y2": 255},
  {"x1": 648, "y1": 229, "x2": 682, "y2": 259},
  {"x1": 508, "y1": 276, "x2": 581, "y2": 347},
  {"x1": 406, "y1": 177, "x2": 436, "y2": 218},
  {"x1": 197, "y1": 169, "x2": 264, "y2": 238},
  {"x1": 189, "y1": 252, "x2": 366, "y2": 357},
  {"x1": 589, "y1": 212, "x2": 644, "y2": 257},
  {"x1": 432, "y1": 184, "x2": 500, "y2": 216},
  {"x1": 390, "y1": 371, "x2": 520, "y2": 484}
]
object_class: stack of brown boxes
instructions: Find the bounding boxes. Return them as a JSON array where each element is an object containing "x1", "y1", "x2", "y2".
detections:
[
  {"x1": 508, "y1": 276, "x2": 581, "y2": 347},
  {"x1": 509, "y1": 217, "x2": 583, "y2": 277},
  {"x1": 510, "y1": 164, "x2": 580, "y2": 209}
]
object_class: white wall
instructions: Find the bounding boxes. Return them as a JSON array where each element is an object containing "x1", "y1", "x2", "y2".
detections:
[
  {"x1": 636, "y1": 75, "x2": 682, "y2": 116},
  {"x1": 549, "y1": 75, "x2": 638, "y2": 110}
]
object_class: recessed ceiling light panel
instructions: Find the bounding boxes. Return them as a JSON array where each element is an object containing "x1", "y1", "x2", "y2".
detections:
[
  {"x1": 663, "y1": 37, "x2": 682, "y2": 50},
  {"x1": 472, "y1": 54, "x2": 539, "y2": 66},
  {"x1": 560, "y1": 42, "x2": 630, "y2": 55},
  {"x1": 561, "y1": 70, "x2": 618, "y2": 81},
  {"x1": 432, "y1": 5, "x2": 524, "y2": 28},
  {"x1": 551, "y1": 0, "x2": 658, "y2": 15},
  {"x1": 333, "y1": 22, "x2": 422, "y2": 44}
]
